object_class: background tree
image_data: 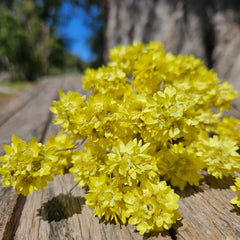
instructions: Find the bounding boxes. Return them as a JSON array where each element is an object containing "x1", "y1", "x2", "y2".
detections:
[
  {"x1": 74, "y1": 0, "x2": 107, "y2": 68},
  {"x1": 0, "y1": 10, "x2": 41, "y2": 80},
  {"x1": 0, "y1": 0, "x2": 88, "y2": 81}
]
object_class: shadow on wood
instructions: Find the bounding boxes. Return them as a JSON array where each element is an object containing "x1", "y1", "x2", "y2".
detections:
[
  {"x1": 174, "y1": 184, "x2": 204, "y2": 198},
  {"x1": 230, "y1": 205, "x2": 240, "y2": 216},
  {"x1": 37, "y1": 193, "x2": 85, "y2": 222},
  {"x1": 204, "y1": 174, "x2": 235, "y2": 189}
]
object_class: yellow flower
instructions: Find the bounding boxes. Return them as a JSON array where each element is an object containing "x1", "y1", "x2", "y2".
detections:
[
  {"x1": 0, "y1": 135, "x2": 56, "y2": 195},
  {"x1": 83, "y1": 66, "x2": 132, "y2": 99},
  {"x1": 124, "y1": 180, "x2": 181, "y2": 235},
  {"x1": 85, "y1": 174, "x2": 124, "y2": 224},
  {"x1": 108, "y1": 41, "x2": 144, "y2": 75},
  {"x1": 230, "y1": 177, "x2": 240, "y2": 208},
  {"x1": 50, "y1": 90, "x2": 86, "y2": 136},
  {"x1": 197, "y1": 135, "x2": 240, "y2": 178},
  {"x1": 156, "y1": 143, "x2": 204, "y2": 190},
  {"x1": 133, "y1": 43, "x2": 166, "y2": 95},
  {"x1": 217, "y1": 116, "x2": 240, "y2": 146},
  {"x1": 213, "y1": 82, "x2": 237, "y2": 111},
  {"x1": 69, "y1": 142, "x2": 106, "y2": 187},
  {"x1": 103, "y1": 139, "x2": 158, "y2": 186},
  {"x1": 46, "y1": 132, "x2": 75, "y2": 174},
  {"x1": 147, "y1": 86, "x2": 199, "y2": 142}
]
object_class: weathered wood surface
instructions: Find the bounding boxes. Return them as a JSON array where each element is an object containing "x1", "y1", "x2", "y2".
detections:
[{"x1": 0, "y1": 75, "x2": 240, "y2": 240}]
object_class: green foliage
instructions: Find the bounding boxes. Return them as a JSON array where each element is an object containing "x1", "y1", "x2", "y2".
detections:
[
  {"x1": 64, "y1": 52, "x2": 88, "y2": 73},
  {"x1": 77, "y1": 0, "x2": 107, "y2": 68},
  {"x1": 0, "y1": 0, "x2": 15, "y2": 9},
  {"x1": 0, "y1": 11, "x2": 42, "y2": 80},
  {"x1": 0, "y1": 0, "x2": 88, "y2": 81}
]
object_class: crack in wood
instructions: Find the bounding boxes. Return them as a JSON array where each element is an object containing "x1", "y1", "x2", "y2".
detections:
[{"x1": 2, "y1": 194, "x2": 26, "y2": 240}]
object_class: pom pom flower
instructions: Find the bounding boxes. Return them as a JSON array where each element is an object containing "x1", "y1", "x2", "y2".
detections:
[
  {"x1": 46, "y1": 132, "x2": 75, "y2": 174},
  {"x1": 0, "y1": 135, "x2": 56, "y2": 195},
  {"x1": 196, "y1": 135, "x2": 240, "y2": 178},
  {"x1": 124, "y1": 180, "x2": 181, "y2": 234}
]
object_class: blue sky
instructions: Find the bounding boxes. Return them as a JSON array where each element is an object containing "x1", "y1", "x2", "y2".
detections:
[{"x1": 58, "y1": 2, "x2": 97, "y2": 62}]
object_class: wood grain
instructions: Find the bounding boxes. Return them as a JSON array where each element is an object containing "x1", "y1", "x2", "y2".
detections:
[
  {"x1": 0, "y1": 77, "x2": 65, "y2": 150},
  {"x1": 0, "y1": 77, "x2": 58, "y2": 127},
  {"x1": 174, "y1": 175, "x2": 240, "y2": 240},
  {"x1": 0, "y1": 76, "x2": 66, "y2": 239}
]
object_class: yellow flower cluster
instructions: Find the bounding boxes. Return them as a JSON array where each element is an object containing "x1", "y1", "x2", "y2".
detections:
[
  {"x1": 0, "y1": 133, "x2": 75, "y2": 195},
  {"x1": 46, "y1": 132, "x2": 75, "y2": 174},
  {"x1": 0, "y1": 135, "x2": 56, "y2": 195},
  {"x1": 50, "y1": 90, "x2": 86, "y2": 139},
  {"x1": 1, "y1": 41, "x2": 240, "y2": 235},
  {"x1": 230, "y1": 177, "x2": 240, "y2": 208},
  {"x1": 84, "y1": 173, "x2": 181, "y2": 235},
  {"x1": 124, "y1": 181, "x2": 180, "y2": 235},
  {"x1": 195, "y1": 135, "x2": 240, "y2": 178},
  {"x1": 217, "y1": 116, "x2": 240, "y2": 146}
]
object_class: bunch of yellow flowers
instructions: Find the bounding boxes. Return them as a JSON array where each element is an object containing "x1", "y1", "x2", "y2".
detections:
[{"x1": 1, "y1": 41, "x2": 240, "y2": 235}]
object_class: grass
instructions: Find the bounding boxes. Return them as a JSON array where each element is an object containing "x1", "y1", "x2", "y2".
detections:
[
  {"x1": 0, "y1": 92, "x2": 12, "y2": 97},
  {"x1": 0, "y1": 80, "x2": 32, "y2": 90},
  {"x1": 0, "y1": 80, "x2": 32, "y2": 107},
  {"x1": 0, "y1": 92, "x2": 15, "y2": 106}
]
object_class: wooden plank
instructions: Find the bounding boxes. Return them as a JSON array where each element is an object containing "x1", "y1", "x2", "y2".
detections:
[
  {"x1": 0, "y1": 76, "x2": 66, "y2": 240},
  {"x1": 0, "y1": 77, "x2": 58, "y2": 127},
  {"x1": 0, "y1": 77, "x2": 65, "y2": 150},
  {"x1": 0, "y1": 183, "x2": 24, "y2": 240},
  {"x1": 14, "y1": 76, "x2": 172, "y2": 240},
  {"x1": 174, "y1": 174, "x2": 240, "y2": 239}
]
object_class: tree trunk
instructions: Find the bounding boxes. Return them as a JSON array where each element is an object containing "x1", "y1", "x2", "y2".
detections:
[
  {"x1": 104, "y1": 0, "x2": 240, "y2": 110},
  {"x1": 39, "y1": 24, "x2": 50, "y2": 75}
]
